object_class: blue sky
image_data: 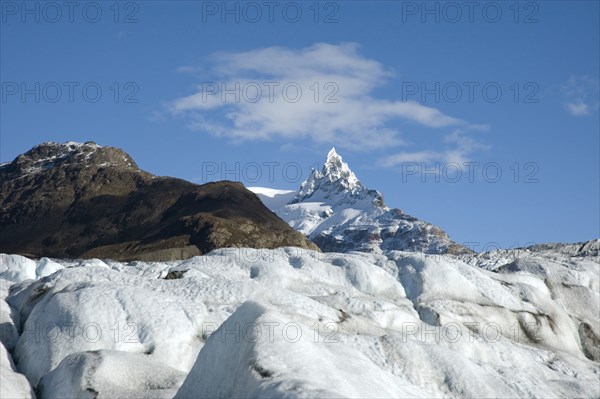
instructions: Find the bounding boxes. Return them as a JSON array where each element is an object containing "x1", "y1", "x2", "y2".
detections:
[{"x1": 1, "y1": 1, "x2": 598, "y2": 249}]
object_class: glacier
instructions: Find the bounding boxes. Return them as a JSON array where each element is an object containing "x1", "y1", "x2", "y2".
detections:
[{"x1": 0, "y1": 242, "x2": 598, "y2": 398}]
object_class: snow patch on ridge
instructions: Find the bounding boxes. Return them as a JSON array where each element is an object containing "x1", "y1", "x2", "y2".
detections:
[{"x1": 248, "y1": 187, "x2": 296, "y2": 211}]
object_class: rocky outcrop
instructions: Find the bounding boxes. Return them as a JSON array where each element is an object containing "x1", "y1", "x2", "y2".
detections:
[{"x1": 0, "y1": 142, "x2": 318, "y2": 261}]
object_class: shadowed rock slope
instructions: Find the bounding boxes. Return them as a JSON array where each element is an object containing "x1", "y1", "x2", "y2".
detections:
[{"x1": 0, "y1": 142, "x2": 318, "y2": 261}]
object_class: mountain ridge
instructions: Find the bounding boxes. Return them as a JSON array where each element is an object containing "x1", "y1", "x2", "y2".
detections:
[
  {"x1": 0, "y1": 141, "x2": 318, "y2": 261},
  {"x1": 252, "y1": 148, "x2": 471, "y2": 255}
]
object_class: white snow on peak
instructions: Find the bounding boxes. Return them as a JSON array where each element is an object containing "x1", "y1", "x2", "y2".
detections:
[
  {"x1": 5, "y1": 141, "x2": 132, "y2": 178},
  {"x1": 23, "y1": 141, "x2": 102, "y2": 166},
  {"x1": 291, "y1": 148, "x2": 382, "y2": 209},
  {"x1": 32, "y1": 141, "x2": 102, "y2": 151},
  {"x1": 253, "y1": 148, "x2": 465, "y2": 254},
  {"x1": 323, "y1": 146, "x2": 360, "y2": 188},
  {"x1": 67, "y1": 141, "x2": 101, "y2": 148}
]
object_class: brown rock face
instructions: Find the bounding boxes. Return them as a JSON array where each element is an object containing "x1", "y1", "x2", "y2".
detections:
[{"x1": 0, "y1": 142, "x2": 318, "y2": 261}]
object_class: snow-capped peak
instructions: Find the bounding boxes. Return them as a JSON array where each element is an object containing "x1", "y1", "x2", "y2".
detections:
[
  {"x1": 261, "y1": 147, "x2": 469, "y2": 255},
  {"x1": 32, "y1": 141, "x2": 102, "y2": 152},
  {"x1": 325, "y1": 147, "x2": 340, "y2": 166},
  {"x1": 323, "y1": 147, "x2": 360, "y2": 188},
  {"x1": 290, "y1": 148, "x2": 385, "y2": 208}
]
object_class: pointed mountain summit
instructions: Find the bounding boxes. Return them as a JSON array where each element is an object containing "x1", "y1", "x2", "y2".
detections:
[
  {"x1": 322, "y1": 147, "x2": 359, "y2": 186},
  {"x1": 252, "y1": 148, "x2": 470, "y2": 255},
  {"x1": 291, "y1": 147, "x2": 385, "y2": 208}
]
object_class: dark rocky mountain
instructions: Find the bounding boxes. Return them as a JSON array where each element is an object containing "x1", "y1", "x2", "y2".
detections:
[{"x1": 0, "y1": 142, "x2": 318, "y2": 261}]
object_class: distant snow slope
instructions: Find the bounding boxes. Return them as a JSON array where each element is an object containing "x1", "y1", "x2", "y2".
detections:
[
  {"x1": 249, "y1": 148, "x2": 470, "y2": 255},
  {"x1": 1, "y1": 242, "x2": 598, "y2": 398},
  {"x1": 247, "y1": 187, "x2": 296, "y2": 211}
]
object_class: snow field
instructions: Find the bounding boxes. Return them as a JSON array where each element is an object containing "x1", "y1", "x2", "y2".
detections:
[{"x1": 0, "y1": 246, "x2": 598, "y2": 398}]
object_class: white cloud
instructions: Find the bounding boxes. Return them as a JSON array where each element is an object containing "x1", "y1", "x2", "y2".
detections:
[
  {"x1": 561, "y1": 75, "x2": 600, "y2": 117},
  {"x1": 380, "y1": 128, "x2": 490, "y2": 168},
  {"x1": 170, "y1": 43, "x2": 474, "y2": 151},
  {"x1": 379, "y1": 150, "x2": 439, "y2": 166},
  {"x1": 176, "y1": 66, "x2": 206, "y2": 74},
  {"x1": 565, "y1": 101, "x2": 590, "y2": 116}
]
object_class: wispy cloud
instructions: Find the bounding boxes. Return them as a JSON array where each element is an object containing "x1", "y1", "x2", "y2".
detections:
[
  {"x1": 169, "y1": 43, "x2": 477, "y2": 151},
  {"x1": 176, "y1": 66, "x2": 206, "y2": 74},
  {"x1": 379, "y1": 128, "x2": 490, "y2": 168},
  {"x1": 561, "y1": 75, "x2": 600, "y2": 117}
]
